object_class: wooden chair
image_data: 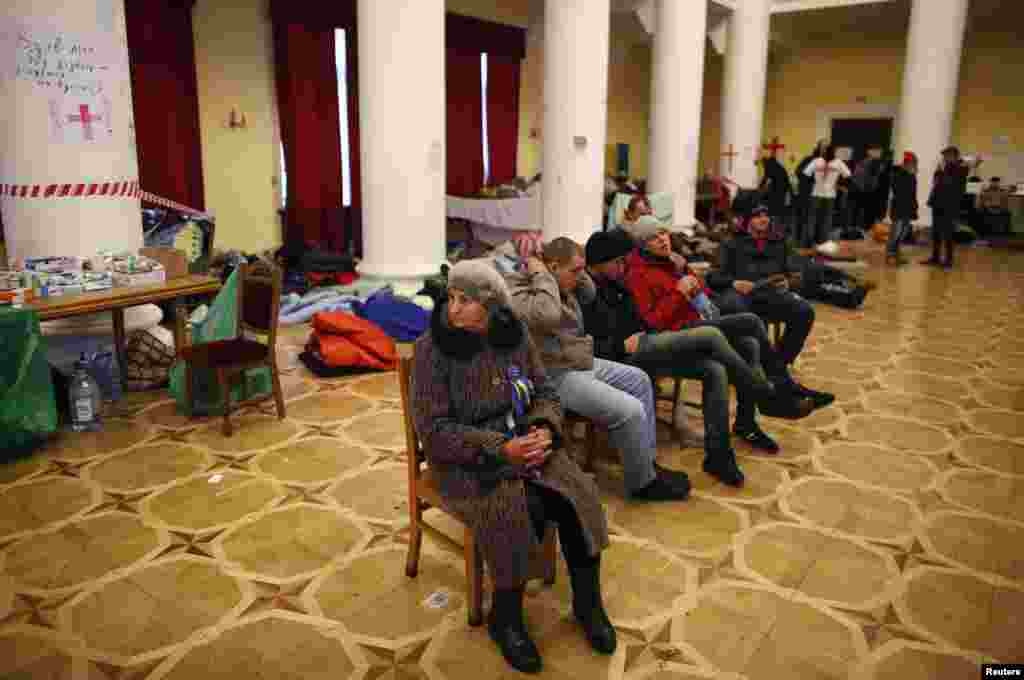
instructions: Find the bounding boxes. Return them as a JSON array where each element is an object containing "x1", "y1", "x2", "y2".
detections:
[
  {"x1": 564, "y1": 410, "x2": 599, "y2": 472},
  {"x1": 398, "y1": 354, "x2": 557, "y2": 627},
  {"x1": 177, "y1": 263, "x2": 286, "y2": 436}
]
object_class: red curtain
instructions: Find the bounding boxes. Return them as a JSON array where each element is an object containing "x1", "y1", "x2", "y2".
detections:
[
  {"x1": 486, "y1": 56, "x2": 522, "y2": 184},
  {"x1": 125, "y1": 0, "x2": 205, "y2": 211},
  {"x1": 446, "y1": 48, "x2": 485, "y2": 197},
  {"x1": 272, "y1": 15, "x2": 346, "y2": 252},
  {"x1": 344, "y1": 24, "x2": 363, "y2": 257}
]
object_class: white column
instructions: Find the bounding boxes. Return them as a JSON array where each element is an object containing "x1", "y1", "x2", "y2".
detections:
[
  {"x1": 357, "y1": 0, "x2": 445, "y2": 281},
  {"x1": 542, "y1": 0, "x2": 611, "y2": 243},
  {"x1": 895, "y1": 0, "x2": 969, "y2": 226},
  {"x1": 648, "y1": 0, "x2": 708, "y2": 227},
  {"x1": 719, "y1": 0, "x2": 771, "y2": 190},
  {"x1": 0, "y1": 0, "x2": 141, "y2": 264}
]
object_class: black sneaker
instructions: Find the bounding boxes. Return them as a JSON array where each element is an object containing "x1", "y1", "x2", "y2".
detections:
[
  {"x1": 757, "y1": 393, "x2": 815, "y2": 420},
  {"x1": 703, "y1": 449, "x2": 745, "y2": 487},
  {"x1": 734, "y1": 425, "x2": 780, "y2": 454},
  {"x1": 632, "y1": 467, "x2": 691, "y2": 501},
  {"x1": 793, "y1": 383, "x2": 835, "y2": 410}
]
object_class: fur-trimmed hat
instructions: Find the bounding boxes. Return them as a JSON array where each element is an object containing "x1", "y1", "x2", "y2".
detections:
[
  {"x1": 627, "y1": 215, "x2": 668, "y2": 243},
  {"x1": 447, "y1": 259, "x2": 511, "y2": 309}
]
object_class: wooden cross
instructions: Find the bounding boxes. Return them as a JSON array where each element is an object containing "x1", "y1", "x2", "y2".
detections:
[
  {"x1": 763, "y1": 136, "x2": 786, "y2": 157},
  {"x1": 67, "y1": 104, "x2": 100, "y2": 141},
  {"x1": 721, "y1": 144, "x2": 739, "y2": 174}
]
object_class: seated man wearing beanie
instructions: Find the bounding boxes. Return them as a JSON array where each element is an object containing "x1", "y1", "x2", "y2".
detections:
[
  {"x1": 505, "y1": 237, "x2": 691, "y2": 501},
  {"x1": 588, "y1": 230, "x2": 810, "y2": 487},
  {"x1": 704, "y1": 202, "x2": 833, "y2": 409}
]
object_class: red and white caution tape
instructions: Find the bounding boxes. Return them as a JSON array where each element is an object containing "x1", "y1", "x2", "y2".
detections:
[
  {"x1": 137, "y1": 190, "x2": 210, "y2": 219},
  {"x1": 0, "y1": 180, "x2": 139, "y2": 199},
  {"x1": 0, "y1": 181, "x2": 211, "y2": 219}
]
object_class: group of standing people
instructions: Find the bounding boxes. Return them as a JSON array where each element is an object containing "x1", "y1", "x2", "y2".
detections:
[{"x1": 758, "y1": 139, "x2": 980, "y2": 269}]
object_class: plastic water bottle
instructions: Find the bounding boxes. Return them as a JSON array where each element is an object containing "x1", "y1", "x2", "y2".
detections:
[
  {"x1": 69, "y1": 354, "x2": 103, "y2": 432},
  {"x1": 691, "y1": 292, "x2": 721, "y2": 321}
]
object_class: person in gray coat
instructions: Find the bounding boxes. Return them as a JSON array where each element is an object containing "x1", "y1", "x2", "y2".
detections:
[{"x1": 412, "y1": 260, "x2": 614, "y2": 673}]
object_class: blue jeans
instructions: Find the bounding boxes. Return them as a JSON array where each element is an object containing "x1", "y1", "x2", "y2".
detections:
[
  {"x1": 887, "y1": 219, "x2": 912, "y2": 256},
  {"x1": 552, "y1": 359, "x2": 657, "y2": 493}
]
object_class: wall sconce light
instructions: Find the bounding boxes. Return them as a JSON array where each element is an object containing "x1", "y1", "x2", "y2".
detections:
[{"x1": 228, "y1": 107, "x2": 247, "y2": 130}]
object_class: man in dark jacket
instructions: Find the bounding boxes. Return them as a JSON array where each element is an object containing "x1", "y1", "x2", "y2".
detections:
[
  {"x1": 758, "y1": 150, "x2": 794, "y2": 233},
  {"x1": 707, "y1": 203, "x2": 833, "y2": 409},
  {"x1": 925, "y1": 146, "x2": 978, "y2": 269},
  {"x1": 581, "y1": 230, "x2": 808, "y2": 488},
  {"x1": 887, "y1": 152, "x2": 919, "y2": 265}
]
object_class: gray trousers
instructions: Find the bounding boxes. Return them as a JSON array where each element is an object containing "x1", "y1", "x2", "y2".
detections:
[
  {"x1": 630, "y1": 326, "x2": 763, "y2": 452},
  {"x1": 553, "y1": 359, "x2": 657, "y2": 493}
]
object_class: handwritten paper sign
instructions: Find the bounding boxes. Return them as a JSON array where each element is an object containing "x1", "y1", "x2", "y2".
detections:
[{"x1": 15, "y1": 27, "x2": 112, "y2": 98}]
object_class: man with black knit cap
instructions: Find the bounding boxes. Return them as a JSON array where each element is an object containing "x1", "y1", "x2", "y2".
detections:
[{"x1": 582, "y1": 229, "x2": 819, "y2": 488}]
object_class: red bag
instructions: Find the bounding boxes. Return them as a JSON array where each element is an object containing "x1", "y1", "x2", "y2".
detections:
[{"x1": 306, "y1": 312, "x2": 398, "y2": 371}]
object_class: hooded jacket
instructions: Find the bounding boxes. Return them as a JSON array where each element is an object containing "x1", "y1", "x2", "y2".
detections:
[{"x1": 623, "y1": 249, "x2": 711, "y2": 332}]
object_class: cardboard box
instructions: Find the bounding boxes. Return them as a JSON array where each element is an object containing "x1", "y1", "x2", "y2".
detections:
[
  {"x1": 113, "y1": 268, "x2": 166, "y2": 288},
  {"x1": 140, "y1": 247, "x2": 188, "y2": 279}
]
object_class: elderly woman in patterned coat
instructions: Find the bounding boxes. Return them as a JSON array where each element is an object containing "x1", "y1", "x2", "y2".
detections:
[{"x1": 411, "y1": 259, "x2": 614, "y2": 674}]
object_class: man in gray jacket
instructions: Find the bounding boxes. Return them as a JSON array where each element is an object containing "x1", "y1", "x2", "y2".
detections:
[{"x1": 506, "y1": 237, "x2": 690, "y2": 502}]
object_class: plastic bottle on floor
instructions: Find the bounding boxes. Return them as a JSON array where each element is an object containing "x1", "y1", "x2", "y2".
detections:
[{"x1": 69, "y1": 354, "x2": 103, "y2": 432}]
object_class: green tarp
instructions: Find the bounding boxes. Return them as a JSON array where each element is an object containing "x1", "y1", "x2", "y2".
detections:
[
  {"x1": 0, "y1": 306, "x2": 58, "y2": 458},
  {"x1": 169, "y1": 269, "x2": 271, "y2": 415}
]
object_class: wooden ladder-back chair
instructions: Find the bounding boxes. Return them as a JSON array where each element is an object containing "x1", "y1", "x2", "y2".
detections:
[
  {"x1": 398, "y1": 352, "x2": 557, "y2": 627},
  {"x1": 177, "y1": 263, "x2": 286, "y2": 436}
]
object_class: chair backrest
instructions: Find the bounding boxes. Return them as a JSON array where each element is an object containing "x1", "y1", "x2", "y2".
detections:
[
  {"x1": 398, "y1": 352, "x2": 426, "y2": 476},
  {"x1": 236, "y1": 263, "x2": 283, "y2": 354}
]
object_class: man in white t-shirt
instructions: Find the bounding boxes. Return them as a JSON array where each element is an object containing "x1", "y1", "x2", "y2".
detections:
[{"x1": 803, "y1": 145, "x2": 851, "y2": 246}]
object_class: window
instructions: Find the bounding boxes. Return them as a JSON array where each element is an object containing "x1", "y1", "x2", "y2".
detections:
[
  {"x1": 281, "y1": 37, "x2": 491, "y2": 206},
  {"x1": 481, "y1": 52, "x2": 490, "y2": 186},
  {"x1": 280, "y1": 28, "x2": 353, "y2": 209},
  {"x1": 335, "y1": 28, "x2": 352, "y2": 207}
]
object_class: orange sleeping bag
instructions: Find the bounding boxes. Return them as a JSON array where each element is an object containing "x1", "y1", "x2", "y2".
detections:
[{"x1": 307, "y1": 311, "x2": 398, "y2": 370}]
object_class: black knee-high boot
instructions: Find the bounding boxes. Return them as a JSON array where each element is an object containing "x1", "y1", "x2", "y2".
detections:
[
  {"x1": 569, "y1": 557, "x2": 617, "y2": 654},
  {"x1": 489, "y1": 586, "x2": 542, "y2": 674},
  {"x1": 943, "y1": 239, "x2": 954, "y2": 267}
]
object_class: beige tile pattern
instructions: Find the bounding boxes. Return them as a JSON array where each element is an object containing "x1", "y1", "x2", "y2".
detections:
[{"x1": 2, "y1": 244, "x2": 1022, "y2": 678}]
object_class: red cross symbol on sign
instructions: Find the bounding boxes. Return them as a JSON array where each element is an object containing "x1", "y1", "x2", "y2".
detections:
[
  {"x1": 763, "y1": 137, "x2": 786, "y2": 157},
  {"x1": 67, "y1": 105, "x2": 100, "y2": 141},
  {"x1": 721, "y1": 144, "x2": 739, "y2": 174}
]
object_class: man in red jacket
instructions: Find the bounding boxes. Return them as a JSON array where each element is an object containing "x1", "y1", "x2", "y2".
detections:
[{"x1": 624, "y1": 217, "x2": 825, "y2": 418}]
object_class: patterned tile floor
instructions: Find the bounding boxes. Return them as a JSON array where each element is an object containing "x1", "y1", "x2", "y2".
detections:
[{"x1": 2, "y1": 242, "x2": 1023, "y2": 679}]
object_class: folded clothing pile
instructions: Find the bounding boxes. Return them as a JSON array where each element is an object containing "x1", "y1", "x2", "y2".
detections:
[{"x1": 301, "y1": 311, "x2": 398, "y2": 377}]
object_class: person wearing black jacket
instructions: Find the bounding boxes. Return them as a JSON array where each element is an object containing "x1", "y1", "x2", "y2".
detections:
[
  {"x1": 707, "y1": 201, "x2": 833, "y2": 409},
  {"x1": 758, "y1": 150, "x2": 794, "y2": 233},
  {"x1": 887, "y1": 152, "x2": 919, "y2": 265},
  {"x1": 581, "y1": 230, "x2": 798, "y2": 483},
  {"x1": 925, "y1": 146, "x2": 978, "y2": 269}
]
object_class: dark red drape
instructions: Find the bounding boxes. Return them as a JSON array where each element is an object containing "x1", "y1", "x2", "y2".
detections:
[
  {"x1": 125, "y1": 0, "x2": 205, "y2": 211},
  {"x1": 446, "y1": 13, "x2": 526, "y2": 61},
  {"x1": 486, "y1": 56, "x2": 522, "y2": 185},
  {"x1": 446, "y1": 48, "x2": 485, "y2": 196},
  {"x1": 271, "y1": 11, "x2": 346, "y2": 252},
  {"x1": 344, "y1": 23, "x2": 363, "y2": 257}
]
